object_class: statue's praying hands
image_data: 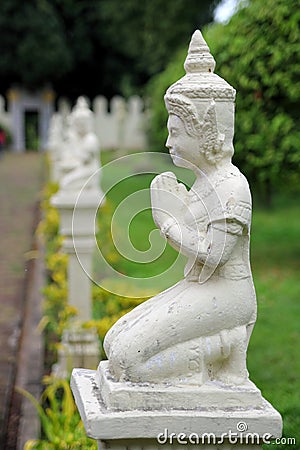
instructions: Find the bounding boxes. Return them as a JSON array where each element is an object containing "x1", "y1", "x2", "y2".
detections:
[{"x1": 151, "y1": 171, "x2": 189, "y2": 231}]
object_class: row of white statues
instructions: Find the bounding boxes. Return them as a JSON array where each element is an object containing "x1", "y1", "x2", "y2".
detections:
[
  {"x1": 48, "y1": 94, "x2": 147, "y2": 156},
  {"x1": 93, "y1": 95, "x2": 148, "y2": 150},
  {"x1": 0, "y1": 94, "x2": 148, "y2": 152}
]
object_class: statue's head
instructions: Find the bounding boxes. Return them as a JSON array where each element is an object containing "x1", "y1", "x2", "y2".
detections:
[
  {"x1": 164, "y1": 30, "x2": 236, "y2": 166},
  {"x1": 71, "y1": 96, "x2": 93, "y2": 136}
]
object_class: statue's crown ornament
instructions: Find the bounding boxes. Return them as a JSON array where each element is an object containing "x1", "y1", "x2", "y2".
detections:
[
  {"x1": 184, "y1": 29, "x2": 216, "y2": 74},
  {"x1": 165, "y1": 30, "x2": 236, "y2": 103},
  {"x1": 71, "y1": 96, "x2": 92, "y2": 122}
]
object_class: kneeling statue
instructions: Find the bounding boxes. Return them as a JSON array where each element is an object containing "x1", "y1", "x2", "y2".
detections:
[{"x1": 104, "y1": 30, "x2": 257, "y2": 387}]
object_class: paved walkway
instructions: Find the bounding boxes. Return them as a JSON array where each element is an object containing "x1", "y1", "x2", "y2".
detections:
[{"x1": 0, "y1": 152, "x2": 44, "y2": 449}]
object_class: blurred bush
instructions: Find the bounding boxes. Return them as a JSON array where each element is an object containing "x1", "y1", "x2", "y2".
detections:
[
  {"x1": 146, "y1": 47, "x2": 185, "y2": 151},
  {"x1": 147, "y1": 0, "x2": 300, "y2": 206},
  {"x1": 20, "y1": 377, "x2": 97, "y2": 449}
]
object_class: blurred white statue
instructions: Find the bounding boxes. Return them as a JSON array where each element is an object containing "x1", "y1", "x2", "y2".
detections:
[
  {"x1": 60, "y1": 97, "x2": 100, "y2": 191},
  {"x1": 48, "y1": 113, "x2": 63, "y2": 158}
]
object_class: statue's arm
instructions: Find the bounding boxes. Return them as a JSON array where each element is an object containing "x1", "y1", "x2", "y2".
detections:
[
  {"x1": 151, "y1": 172, "x2": 251, "y2": 268},
  {"x1": 161, "y1": 217, "x2": 243, "y2": 267}
]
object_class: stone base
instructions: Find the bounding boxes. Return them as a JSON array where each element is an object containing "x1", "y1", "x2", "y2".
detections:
[
  {"x1": 52, "y1": 329, "x2": 100, "y2": 378},
  {"x1": 71, "y1": 368, "x2": 282, "y2": 442},
  {"x1": 51, "y1": 188, "x2": 102, "y2": 208},
  {"x1": 98, "y1": 438, "x2": 268, "y2": 450},
  {"x1": 51, "y1": 188, "x2": 103, "y2": 236},
  {"x1": 96, "y1": 360, "x2": 263, "y2": 411}
]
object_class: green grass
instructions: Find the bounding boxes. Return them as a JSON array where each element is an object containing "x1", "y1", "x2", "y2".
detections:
[
  {"x1": 94, "y1": 152, "x2": 194, "y2": 292},
  {"x1": 96, "y1": 153, "x2": 300, "y2": 448},
  {"x1": 248, "y1": 203, "x2": 300, "y2": 449}
]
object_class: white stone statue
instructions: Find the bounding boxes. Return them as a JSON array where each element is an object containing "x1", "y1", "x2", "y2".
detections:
[
  {"x1": 60, "y1": 96, "x2": 100, "y2": 191},
  {"x1": 104, "y1": 30, "x2": 257, "y2": 386}
]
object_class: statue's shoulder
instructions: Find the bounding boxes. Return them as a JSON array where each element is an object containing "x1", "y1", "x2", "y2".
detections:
[
  {"x1": 218, "y1": 165, "x2": 251, "y2": 206},
  {"x1": 214, "y1": 167, "x2": 252, "y2": 227}
]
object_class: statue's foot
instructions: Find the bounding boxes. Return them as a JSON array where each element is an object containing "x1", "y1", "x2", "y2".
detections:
[{"x1": 216, "y1": 325, "x2": 248, "y2": 385}]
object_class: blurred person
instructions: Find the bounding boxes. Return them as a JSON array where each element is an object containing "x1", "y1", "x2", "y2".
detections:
[{"x1": 0, "y1": 127, "x2": 6, "y2": 158}]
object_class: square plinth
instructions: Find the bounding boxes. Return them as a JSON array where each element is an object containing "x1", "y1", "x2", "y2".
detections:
[
  {"x1": 96, "y1": 360, "x2": 263, "y2": 411},
  {"x1": 71, "y1": 368, "x2": 282, "y2": 441}
]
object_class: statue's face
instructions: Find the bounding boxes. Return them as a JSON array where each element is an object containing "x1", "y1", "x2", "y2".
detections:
[
  {"x1": 166, "y1": 114, "x2": 199, "y2": 169},
  {"x1": 74, "y1": 115, "x2": 90, "y2": 135}
]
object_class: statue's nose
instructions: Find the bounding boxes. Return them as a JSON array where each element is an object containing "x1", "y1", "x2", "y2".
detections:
[{"x1": 166, "y1": 135, "x2": 171, "y2": 148}]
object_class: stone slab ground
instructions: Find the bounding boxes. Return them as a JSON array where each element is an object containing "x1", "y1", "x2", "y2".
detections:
[{"x1": 0, "y1": 152, "x2": 45, "y2": 449}]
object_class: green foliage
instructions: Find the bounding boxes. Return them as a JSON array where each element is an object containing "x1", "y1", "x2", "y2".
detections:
[
  {"x1": 19, "y1": 377, "x2": 97, "y2": 449},
  {"x1": 248, "y1": 201, "x2": 300, "y2": 449},
  {"x1": 87, "y1": 284, "x2": 151, "y2": 346},
  {"x1": 0, "y1": 0, "x2": 219, "y2": 98},
  {"x1": 147, "y1": 0, "x2": 300, "y2": 204},
  {"x1": 37, "y1": 182, "x2": 75, "y2": 350},
  {"x1": 37, "y1": 182, "x2": 62, "y2": 259},
  {"x1": 205, "y1": 0, "x2": 300, "y2": 203},
  {"x1": 146, "y1": 47, "x2": 186, "y2": 150},
  {"x1": 48, "y1": 0, "x2": 113, "y2": 99},
  {"x1": 99, "y1": 0, "x2": 220, "y2": 94},
  {"x1": 0, "y1": 1, "x2": 72, "y2": 88}
]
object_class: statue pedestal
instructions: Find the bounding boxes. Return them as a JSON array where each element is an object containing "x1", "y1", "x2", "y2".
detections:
[
  {"x1": 51, "y1": 189, "x2": 101, "y2": 239},
  {"x1": 51, "y1": 188, "x2": 101, "y2": 321},
  {"x1": 52, "y1": 329, "x2": 100, "y2": 378},
  {"x1": 96, "y1": 360, "x2": 263, "y2": 411},
  {"x1": 71, "y1": 367, "x2": 282, "y2": 449},
  {"x1": 51, "y1": 189, "x2": 102, "y2": 375}
]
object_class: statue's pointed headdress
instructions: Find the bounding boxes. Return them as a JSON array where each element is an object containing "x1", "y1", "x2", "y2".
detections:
[
  {"x1": 184, "y1": 29, "x2": 216, "y2": 74},
  {"x1": 164, "y1": 30, "x2": 236, "y2": 159},
  {"x1": 71, "y1": 96, "x2": 92, "y2": 121},
  {"x1": 165, "y1": 30, "x2": 235, "y2": 110}
]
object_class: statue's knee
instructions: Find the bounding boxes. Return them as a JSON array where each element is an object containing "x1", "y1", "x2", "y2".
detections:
[
  {"x1": 103, "y1": 327, "x2": 117, "y2": 358},
  {"x1": 108, "y1": 335, "x2": 145, "y2": 382}
]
